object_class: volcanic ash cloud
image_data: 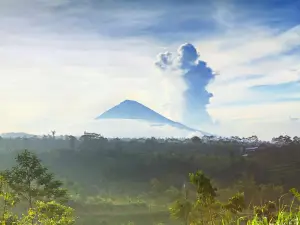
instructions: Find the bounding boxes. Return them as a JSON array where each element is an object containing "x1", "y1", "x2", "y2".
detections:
[{"x1": 155, "y1": 43, "x2": 215, "y2": 127}]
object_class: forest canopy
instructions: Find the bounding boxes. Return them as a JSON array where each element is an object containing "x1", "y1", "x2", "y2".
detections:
[{"x1": 0, "y1": 133, "x2": 299, "y2": 224}]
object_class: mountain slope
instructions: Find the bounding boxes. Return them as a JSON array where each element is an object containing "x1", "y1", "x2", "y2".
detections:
[{"x1": 96, "y1": 100, "x2": 210, "y2": 135}]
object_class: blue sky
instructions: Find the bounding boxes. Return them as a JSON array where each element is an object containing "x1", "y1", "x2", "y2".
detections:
[{"x1": 0, "y1": 0, "x2": 299, "y2": 139}]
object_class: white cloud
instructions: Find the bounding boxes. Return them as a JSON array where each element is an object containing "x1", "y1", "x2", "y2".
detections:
[
  {"x1": 194, "y1": 25, "x2": 300, "y2": 100},
  {"x1": 197, "y1": 24, "x2": 300, "y2": 78},
  {"x1": 0, "y1": 28, "x2": 188, "y2": 134},
  {"x1": 208, "y1": 101, "x2": 300, "y2": 122},
  {"x1": 189, "y1": 22, "x2": 300, "y2": 138}
]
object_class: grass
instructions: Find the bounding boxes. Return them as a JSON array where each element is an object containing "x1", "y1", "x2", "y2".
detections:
[
  {"x1": 240, "y1": 211, "x2": 300, "y2": 225},
  {"x1": 77, "y1": 210, "x2": 174, "y2": 225},
  {"x1": 70, "y1": 191, "x2": 179, "y2": 225}
]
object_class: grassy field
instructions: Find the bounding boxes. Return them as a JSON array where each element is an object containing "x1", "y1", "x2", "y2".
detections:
[{"x1": 69, "y1": 191, "x2": 179, "y2": 225}]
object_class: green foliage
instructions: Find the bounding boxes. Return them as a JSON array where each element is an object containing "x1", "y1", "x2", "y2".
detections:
[
  {"x1": 169, "y1": 173, "x2": 300, "y2": 225},
  {"x1": 290, "y1": 188, "x2": 300, "y2": 201},
  {"x1": 223, "y1": 192, "x2": 245, "y2": 214},
  {"x1": 0, "y1": 150, "x2": 75, "y2": 225},
  {"x1": 191, "y1": 136, "x2": 202, "y2": 144},
  {"x1": 18, "y1": 200, "x2": 75, "y2": 225},
  {"x1": 189, "y1": 171, "x2": 217, "y2": 206},
  {"x1": 253, "y1": 201, "x2": 277, "y2": 223},
  {"x1": 169, "y1": 198, "x2": 192, "y2": 224},
  {"x1": 2, "y1": 150, "x2": 68, "y2": 208},
  {"x1": 0, "y1": 175, "x2": 20, "y2": 224},
  {"x1": 170, "y1": 171, "x2": 246, "y2": 225},
  {"x1": 1, "y1": 134, "x2": 300, "y2": 224}
]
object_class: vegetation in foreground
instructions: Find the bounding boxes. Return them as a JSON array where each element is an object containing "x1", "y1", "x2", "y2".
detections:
[
  {"x1": 0, "y1": 150, "x2": 75, "y2": 224},
  {"x1": 169, "y1": 171, "x2": 300, "y2": 225},
  {"x1": 0, "y1": 134, "x2": 300, "y2": 224}
]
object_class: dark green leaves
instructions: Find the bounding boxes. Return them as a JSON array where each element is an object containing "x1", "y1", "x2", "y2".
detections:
[{"x1": 2, "y1": 149, "x2": 68, "y2": 208}]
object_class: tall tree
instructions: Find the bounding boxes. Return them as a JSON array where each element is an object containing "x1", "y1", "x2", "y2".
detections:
[
  {"x1": 51, "y1": 130, "x2": 56, "y2": 139},
  {"x1": 2, "y1": 150, "x2": 68, "y2": 209},
  {"x1": 67, "y1": 135, "x2": 77, "y2": 150}
]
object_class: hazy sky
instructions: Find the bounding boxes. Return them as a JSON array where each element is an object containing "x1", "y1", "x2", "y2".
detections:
[{"x1": 1, "y1": 0, "x2": 300, "y2": 139}]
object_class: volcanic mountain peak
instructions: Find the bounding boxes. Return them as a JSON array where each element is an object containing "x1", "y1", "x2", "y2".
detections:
[
  {"x1": 121, "y1": 99, "x2": 141, "y2": 105},
  {"x1": 96, "y1": 99, "x2": 211, "y2": 135}
]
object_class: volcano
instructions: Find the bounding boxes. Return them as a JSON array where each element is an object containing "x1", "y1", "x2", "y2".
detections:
[{"x1": 96, "y1": 100, "x2": 210, "y2": 135}]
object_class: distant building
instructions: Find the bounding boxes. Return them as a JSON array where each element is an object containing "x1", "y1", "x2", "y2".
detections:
[
  {"x1": 240, "y1": 146, "x2": 260, "y2": 156},
  {"x1": 245, "y1": 146, "x2": 259, "y2": 151}
]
